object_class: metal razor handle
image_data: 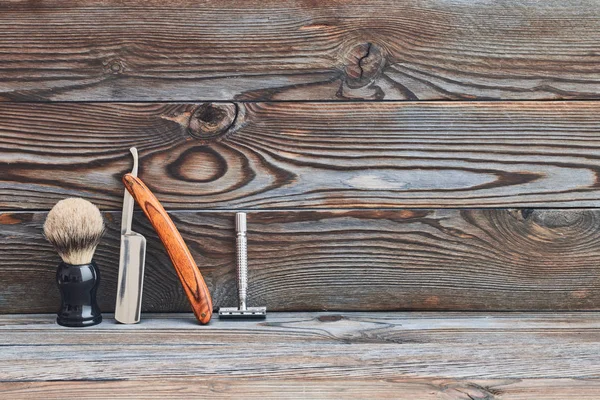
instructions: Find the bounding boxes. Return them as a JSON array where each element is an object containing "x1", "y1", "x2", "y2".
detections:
[{"x1": 236, "y1": 212, "x2": 248, "y2": 311}]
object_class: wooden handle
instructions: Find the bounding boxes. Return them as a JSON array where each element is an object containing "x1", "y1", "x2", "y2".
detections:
[{"x1": 122, "y1": 173, "x2": 213, "y2": 324}]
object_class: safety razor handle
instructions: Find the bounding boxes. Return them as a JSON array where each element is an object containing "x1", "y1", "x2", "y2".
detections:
[
  {"x1": 122, "y1": 173, "x2": 213, "y2": 324},
  {"x1": 236, "y1": 213, "x2": 248, "y2": 311}
]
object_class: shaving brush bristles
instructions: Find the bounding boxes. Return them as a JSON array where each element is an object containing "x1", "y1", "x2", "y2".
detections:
[{"x1": 44, "y1": 198, "x2": 105, "y2": 265}]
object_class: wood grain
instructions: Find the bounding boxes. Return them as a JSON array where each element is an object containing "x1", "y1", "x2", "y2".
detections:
[
  {"x1": 1, "y1": 312, "x2": 600, "y2": 384},
  {"x1": 123, "y1": 174, "x2": 212, "y2": 324},
  {"x1": 3, "y1": 101, "x2": 600, "y2": 210},
  {"x1": 3, "y1": 378, "x2": 600, "y2": 400},
  {"x1": 2, "y1": 0, "x2": 600, "y2": 101},
  {"x1": 3, "y1": 208, "x2": 600, "y2": 313}
]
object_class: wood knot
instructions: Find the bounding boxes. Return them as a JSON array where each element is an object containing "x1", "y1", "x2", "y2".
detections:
[
  {"x1": 103, "y1": 59, "x2": 126, "y2": 74},
  {"x1": 530, "y1": 210, "x2": 586, "y2": 228},
  {"x1": 510, "y1": 208, "x2": 535, "y2": 222},
  {"x1": 318, "y1": 314, "x2": 344, "y2": 322},
  {"x1": 342, "y1": 42, "x2": 385, "y2": 89},
  {"x1": 512, "y1": 209, "x2": 585, "y2": 228},
  {"x1": 188, "y1": 103, "x2": 238, "y2": 140},
  {"x1": 441, "y1": 383, "x2": 498, "y2": 400},
  {"x1": 521, "y1": 209, "x2": 534, "y2": 220}
]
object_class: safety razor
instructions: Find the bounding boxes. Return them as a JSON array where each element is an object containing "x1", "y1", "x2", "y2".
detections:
[{"x1": 219, "y1": 213, "x2": 266, "y2": 319}]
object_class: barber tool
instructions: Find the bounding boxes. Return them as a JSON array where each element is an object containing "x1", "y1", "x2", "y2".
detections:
[
  {"x1": 44, "y1": 198, "x2": 105, "y2": 327},
  {"x1": 115, "y1": 147, "x2": 147, "y2": 324},
  {"x1": 122, "y1": 173, "x2": 213, "y2": 324},
  {"x1": 219, "y1": 213, "x2": 266, "y2": 319}
]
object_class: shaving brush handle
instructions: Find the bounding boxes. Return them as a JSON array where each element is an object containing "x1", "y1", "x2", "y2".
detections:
[{"x1": 56, "y1": 261, "x2": 102, "y2": 327}]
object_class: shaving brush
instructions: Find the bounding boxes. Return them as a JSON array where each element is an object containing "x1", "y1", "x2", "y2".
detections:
[{"x1": 44, "y1": 198, "x2": 105, "y2": 327}]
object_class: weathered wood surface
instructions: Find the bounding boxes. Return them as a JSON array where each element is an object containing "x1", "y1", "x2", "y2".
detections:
[
  {"x1": 4, "y1": 379, "x2": 600, "y2": 400},
  {"x1": 3, "y1": 0, "x2": 600, "y2": 101},
  {"x1": 3, "y1": 101, "x2": 600, "y2": 210},
  {"x1": 1, "y1": 312, "x2": 600, "y2": 390},
  {"x1": 3, "y1": 209, "x2": 600, "y2": 313}
]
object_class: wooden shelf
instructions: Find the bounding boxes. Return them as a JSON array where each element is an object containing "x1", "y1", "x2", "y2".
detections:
[{"x1": 1, "y1": 312, "x2": 599, "y2": 398}]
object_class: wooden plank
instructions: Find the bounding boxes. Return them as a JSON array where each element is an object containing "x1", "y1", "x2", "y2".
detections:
[
  {"x1": 3, "y1": 101, "x2": 600, "y2": 210},
  {"x1": 2, "y1": 378, "x2": 600, "y2": 400},
  {"x1": 2, "y1": 1, "x2": 600, "y2": 101},
  {"x1": 1, "y1": 312, "x2": 600, "y2": 383},
  {"x1": 3, "y1": 208, "x2": 600, "y2": 313}
]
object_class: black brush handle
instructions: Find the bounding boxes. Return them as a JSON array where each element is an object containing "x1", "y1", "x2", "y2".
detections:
[{"x1": 56, "y1": 261, "x2": 102, "y2": 327}]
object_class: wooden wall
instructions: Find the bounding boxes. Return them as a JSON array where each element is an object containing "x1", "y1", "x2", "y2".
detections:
[{"x1": 2, "y1": 0, "x2": 600, "y2": 313}]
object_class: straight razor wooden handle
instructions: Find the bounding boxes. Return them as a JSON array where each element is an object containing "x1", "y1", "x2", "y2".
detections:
[{"x1": 122, "y1": 173, "x2": 213, "y2": 324}]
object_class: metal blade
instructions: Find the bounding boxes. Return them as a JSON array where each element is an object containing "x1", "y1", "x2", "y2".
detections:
[
  {"x1": 115, "y1": 147, "x2": 146, "y2": 324},
  {"x1": 218, "y1": 307, "x2": 266, "y2": 319},
  {"x1": 115, "y1": 233, "x2": 147, "y2": 324}
]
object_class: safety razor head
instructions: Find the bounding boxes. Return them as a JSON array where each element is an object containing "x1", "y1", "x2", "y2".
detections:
[{"x1": 218, "y1": 306, "x2": 267, "y2": 319}]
